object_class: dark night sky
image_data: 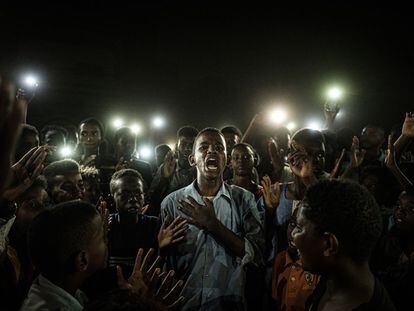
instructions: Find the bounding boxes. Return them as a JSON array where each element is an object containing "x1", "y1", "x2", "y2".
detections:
[{"x1": 1, "y1": 3, "x2": 413, "y2": 141}]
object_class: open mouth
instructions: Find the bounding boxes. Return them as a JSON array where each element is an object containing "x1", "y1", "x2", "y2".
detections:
[{"x1": 206, "y1": 158, "x2": 219, "y2": 171}]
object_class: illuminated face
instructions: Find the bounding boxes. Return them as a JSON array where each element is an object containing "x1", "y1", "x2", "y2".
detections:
[
  {"x1": 291, "y1": 205, "x2": 326, "y2": 273},
  {"x1": 51, "y1": 172, "x2": 85, "y2": 203},
  {"x1": 177, "y1": 136, "x2": 195, "y2": 167},
  {"x1": 116, "y1": 134, "x2": 136, "y2": 159},
  {"x1": 79, "y1": 123, "x2": 102, "y2": 151},
  {"x1": 191, "y1": 131, "x2": 227, "y2": 180},
  {"x1": 113, "y1": 176, "x2": 145, "y2": 217},
  {"x1": 231, "y1": 145, "x2": 255, "y2": 177}
]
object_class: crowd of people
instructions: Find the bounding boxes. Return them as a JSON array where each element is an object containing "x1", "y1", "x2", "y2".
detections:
[{"x1": 0, "y1": 74, "x2": 412, "y2": 311}]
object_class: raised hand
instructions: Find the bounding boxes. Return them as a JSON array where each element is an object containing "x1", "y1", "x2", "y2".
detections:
[
  {"x1": 402, "y1": 112, "x2": 414, "y2": 138},
  {"x1": 158, "y1": 215, "x2": 188, "y2": 249},
  {"x1": 385, "y1": 134, "x2": 396, "y2": 169},
  {"x1": 0, "y1": 75, "x2": 25, "y2": 194},
  {"x1": 155, "y1": 270, "x2": 185, "y2": 309},
  {"x1": 3, "y1": 147, "x2": 47, "y2": 201},
  {"x1": 329, "y1": 148, "x2": 346, "y2": 179},
  {"x1": 97, "y1": 196, "x2": 109, "y2": 243},
  {"x1": 162, "y1": 150, "x2": 177, "y2": 179},
  {"x1": 178, "y1": 196, "x2": 218, "y2": 232},
  {"x1": 261, "y1": 175, "x2": 280, "y2": 211},
  {"x1": 349, "y1": 136, "x2": 366, "y2": 169},
  {"x1": 268, "y1": 139, "x2": 285, "y2": 175},
  {"x1": 116, "y1": 248, "x2": 162, "y2": 295}
]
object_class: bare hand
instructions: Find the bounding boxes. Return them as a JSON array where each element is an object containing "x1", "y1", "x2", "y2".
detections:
[
  {"x1": 268, "y1": 140, "x2": 284, "y2": 174},
  {"x1": 140, "y1": 204, "x2": 150, "y2": 215},
  {"x1": 116, "y1": 248, "x2": 162, "y2": 295},
  {"x1": 330, "y1": 148, "x2": 346, "y2": 179},
  {"x1": 261, "y1": 175, "x2": 280, "y2": 211},
  {"x1": 288, "y1": 151, "x2": 314, "y2": 179},
  {"x1": 178, "y1": 196, "x2": 218, "y2": 232},
  {"x1": 97, "y1": 196, "x2": 109, "y2": 244},
  {"x1": 162, "y1": 150, "x2": 177, "y2": 178},
  {"x1": 3, "y1": 147, "x2": 47, "y2": 201},
  {"x1": 349, "y1": 136, "x2": 366, "y2": 169},
  {"x1": 385, "y1": 134, "x2": 397, "y2": 169},
  {"x1": 402, "y1": 112, "x2": 414, "y2": 138},
  {"x1": 158, "y1": 216, "x2": 188, "y2": 249},
  {"x1": 0, "y1": 76, "x2": 25, "y2": 194}
]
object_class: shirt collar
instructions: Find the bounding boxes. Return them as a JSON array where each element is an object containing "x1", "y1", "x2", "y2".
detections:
[{"x1": 186, "y1": 180, "x2": 232, "y2": 203}]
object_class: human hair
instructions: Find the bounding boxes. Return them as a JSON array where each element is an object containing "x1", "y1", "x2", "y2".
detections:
[
  {"x1": 110, "y1": 169, "x2": 144, "y2": 195},
  {"x1": 43, "y1": 159, "x2": 80, "y2": 179},
  {"x1": 221, "y1": 125, "x2": 242, "y2": 138},
  {"x1": 192, "y1": 127, "x2": 225, "y2": 153},
  {"x1": 21, "y1": 124, "x2": 39, "y2": 138},
  {"x1": 40, "y1": 124, "x2": 68, "y2": 143},
  {"x1": 155, "y1": 144, "x2": 171, "y2": 154},
  {"x1": 114, "y1": 127, "x2": 135, "y2": 143},
  {"x1": 79, "y1": 117, "x2": 105, "y2": 136},
  {"x1": 302, "y1": 179, "x2": 382, "y2": 262},
  {"x1": 291, "y1": 128, "x2": 325, "y2": 151},
  {"x1": 27, "y1": 200, "x2": 100, "y2": 279},
  {"x1": 363, "y1": 124, "x2": 385, "y2": 138},
  {"x1": 176, "y1": 126, "x2": 199, "y2": 139}
]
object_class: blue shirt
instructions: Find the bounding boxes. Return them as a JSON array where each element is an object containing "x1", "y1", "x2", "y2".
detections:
[{"x1": 161, "y1": 181, "x2": 264, "y2": 311}]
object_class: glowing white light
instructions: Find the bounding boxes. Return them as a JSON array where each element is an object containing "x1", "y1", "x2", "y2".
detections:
[
  {"x1": 268, "y1": 108, "x2": 287, "y2": 125},
  {"x1": 138, "y1": 145, "x2": 153, "y2": 160},
  {"x1": 306, "y1": 120, "x2": 323, "y2": 131},
  {"x1": 23, "y1": 75, "x2": 39, "y2": 88},
  {"x1": 129, "y1": 123, "x2": 142, "y2": 135},
  {"x1": 59, "y1": 145, "x2": 74, "y2": 158},
  {"x1": 152, "y1": 116, "x2": 165, "y2": 128},
  {"x1": 112, "y1": 118, "x2": 124, "y2": 129},
  {"x1": 167, "y1": 141, "x2": 176, "y2": 150},
  {"x1": 286, "y1": 122, "x2": 297, "y2": 131},
  {"x1": 327, "y1": 86, "x2": 343, "y2": 100}
]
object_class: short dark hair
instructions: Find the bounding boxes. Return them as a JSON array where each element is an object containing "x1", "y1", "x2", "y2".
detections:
[
  {"x1": 302, "y1": 179, "x2": 382, "y2": 262},
  {"x1": 28, "y1": 200, "x2": 99, "y2": 279},
  {"x1": 231, "y1": 142, "x2": 255, "y2": 155},
  {"x1": 40, "y1": 124, "x2": 68, "y2": 143},
  {"x1": 79, "y1": 118, "x2": 105, "y2": 136},
  {"x1": 110, "y1": 169, "x2": 144, "y2": 194},
  {"x1": 21, "y1": 124, "x2": 39, "y2": 138},
  {"x1": 176, "y1": 126, "x2": 199, "y2": 139},
  {"x1": 291, "y1": 128, "x2": 325, "y2": 148},
  {"x1": 221, "y1": 126, "x2": 242, "y2": 138},
  {"x1": 43, "y1": 159, "x2": 80, "y2": 179},
  {"x1": 192, "y1": 127, "x2": 225, "y2": 153},
  {"x1": 114, "y1": 127, "x2": 135, "y2": 143}
]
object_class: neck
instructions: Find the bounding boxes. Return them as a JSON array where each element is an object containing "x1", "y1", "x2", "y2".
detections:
[
  {"x1": 326, "y1": 259, "x2": 374, "y2": 296},
  {"x1": 196, "y1": 175, "x2": 223, "y2": 196},
  {"x1": 233, "y1": 175, "x2": 253, "y2": 189}
]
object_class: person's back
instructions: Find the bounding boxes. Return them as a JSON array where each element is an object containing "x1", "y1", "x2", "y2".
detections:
[
  {"x1": 21, "y1": 200, "x2": 107, "y2": 310},
  {"x1": 291, "y1": 179, "x2": 395, "y2": 311}
]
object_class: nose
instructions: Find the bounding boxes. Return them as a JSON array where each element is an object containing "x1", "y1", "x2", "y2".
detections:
[{"x1": 207, "y1": 144, "x2": 216, "y2": 153}]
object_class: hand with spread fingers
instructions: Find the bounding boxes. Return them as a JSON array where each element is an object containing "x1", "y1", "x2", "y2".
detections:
[
  {"x1": 162, "y1": 150, "x2": 177, "y2": 179},
  {"x1": 97, "y1": 196, "x2": 109, "y2": 243},
  {"x1": 178, "y1": 196, "x2": 218, "y2": 232},
  {"x1": 116, "y1": 248, "x2": 185, "y2": 309},
  {"x1": 158, "y1": 215, "x2": 188, "y2": 250},
  {"x1": 3, "y1": 146, "x2": 47, "y2": 201},
  {"x1": 349, "y1": 136, "x2": 366, "y2": 169},
  {"x1": 261, "y1": 175, "x2": 280, "y2": 211}
]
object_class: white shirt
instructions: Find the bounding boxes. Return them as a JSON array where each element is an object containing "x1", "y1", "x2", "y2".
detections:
[{"x1": 20, "y1": 274, "x2": 88, "y2": 311}]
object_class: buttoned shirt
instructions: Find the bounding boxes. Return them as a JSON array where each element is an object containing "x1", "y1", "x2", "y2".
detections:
[{"x1": 161, "y1": 181, "x2": 264, "y2": 310}]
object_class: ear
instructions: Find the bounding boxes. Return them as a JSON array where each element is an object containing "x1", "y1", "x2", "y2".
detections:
[
  {"x1": 322, "y1": 232, "x2": 339, "y2": 257},
  {"x1": 188, "y1": 154, "x2": 196, "y2": 167},
  {"x1": 74, "y1": 250, "x2": 89, "y2": 272},
  {"x1": 254, "y1": 152, "x2": 261, "y2": 167}
]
